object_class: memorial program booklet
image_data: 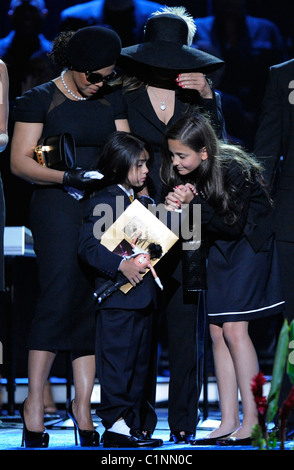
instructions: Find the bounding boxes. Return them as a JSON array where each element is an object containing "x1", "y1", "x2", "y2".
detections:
[{"x1": 100, "y1": 200, "x2": 179, "y2": 293}]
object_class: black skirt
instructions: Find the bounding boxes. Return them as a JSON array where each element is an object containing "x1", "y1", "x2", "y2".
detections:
[
  {"x1": 206, "y1": 235, "x2": 284, "y2": 324},
  {"x1": 28, "y1": 186, "x2": 96, "y2": 351}
]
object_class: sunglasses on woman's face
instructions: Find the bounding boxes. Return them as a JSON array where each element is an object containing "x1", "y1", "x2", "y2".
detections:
[{"x1": 85, "y1": 70, "x2": 117, "y2": 84}]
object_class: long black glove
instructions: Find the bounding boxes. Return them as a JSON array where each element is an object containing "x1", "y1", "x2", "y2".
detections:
[{"x1": 63, "y1": 169, "x2": 95, "y2": 190}]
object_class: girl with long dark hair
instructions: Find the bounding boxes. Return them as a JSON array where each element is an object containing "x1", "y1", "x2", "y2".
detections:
[{"x1": 162, "y1": 114, "x2": 284, "y2": 446}]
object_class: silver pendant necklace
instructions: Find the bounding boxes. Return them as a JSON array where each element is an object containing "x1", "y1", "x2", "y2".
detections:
[
  {"x1": 149, "y1": 87, "x2": 172, "y2": 111},
  {"x1": 61, "y1": 69, "x2": 87, "y2": 101}
]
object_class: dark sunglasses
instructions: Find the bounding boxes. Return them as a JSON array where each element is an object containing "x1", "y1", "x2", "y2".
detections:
[{"x1": 85, "y1": 70, "x2": 117, "y2": 84}]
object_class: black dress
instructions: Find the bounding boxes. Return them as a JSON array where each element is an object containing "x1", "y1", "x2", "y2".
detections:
[
  {"x1": 193, "y1": 160, "x2": 285, "y2": 325},
  {"x1": 12, "y1": 81, "x2": 127, "y2": 351},
  {"x1": 207, "y1": 235, "x2": 284, "y2": 324}
]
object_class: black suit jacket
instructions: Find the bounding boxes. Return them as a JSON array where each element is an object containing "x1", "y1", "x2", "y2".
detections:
[
  {"x1": 78, "y1": 185, "x2": 157, "y2": 309},
  {"x1": 254, "y1": 59, "x2": 294, "y2": 242}
]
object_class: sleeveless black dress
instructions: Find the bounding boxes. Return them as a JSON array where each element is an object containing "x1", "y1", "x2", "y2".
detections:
[{"x1": 12, "y1": 82, "x2": 127, "y2": 350}]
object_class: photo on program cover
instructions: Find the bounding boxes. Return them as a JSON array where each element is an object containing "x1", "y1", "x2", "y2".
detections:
[{"x1": 100, "y1": 200, "x2": 179, "y2": 293}]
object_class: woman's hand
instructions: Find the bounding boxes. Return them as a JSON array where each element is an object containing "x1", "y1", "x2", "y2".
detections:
[
  {"x1": 165, "y1": 184, "x2": 196, "y2": 211},
  {"x1": 63, "y1": 169, "x2": 98, "y2": 190},
  {"x1": 176, "y1": 72, "x2": 213, "y2": 99}
]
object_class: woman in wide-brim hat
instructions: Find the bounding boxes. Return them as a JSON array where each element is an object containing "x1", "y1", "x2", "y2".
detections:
[
  {"x1": 117, "y1": 8, "x2": 225, "y2": 202},
  {"x1": 117, "y1": 7, "x2": 226, "y2": 443},
  {"x1": 119, "y1": 10, "x2": 223, "y2": 74}
]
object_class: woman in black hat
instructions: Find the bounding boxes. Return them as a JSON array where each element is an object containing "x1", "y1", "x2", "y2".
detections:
[
  {"x1": 10, "y1": 26, "x2": 130, "y2": 448},
  {"x1": 117, "y1": 7, "x2": 226, "y2": 443},
  {"x1": 162, "y1": 113, "x2": 284, "y2": 445},
  {"x1": 118, "y1": 7, "x2": 225, "y2": 204}
]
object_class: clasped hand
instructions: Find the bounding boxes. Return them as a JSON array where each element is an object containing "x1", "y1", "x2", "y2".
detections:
[{"x1": 165, "y1": 183, "x2": 197, "y2": 211}]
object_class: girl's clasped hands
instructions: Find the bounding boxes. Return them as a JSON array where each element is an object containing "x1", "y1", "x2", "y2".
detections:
[{"x1": 165, "y1": 183, "x2": 197, "y2": 211}]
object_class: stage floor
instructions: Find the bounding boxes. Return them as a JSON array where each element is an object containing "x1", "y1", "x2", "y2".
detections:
[{"x1": 1, "y1": 406, "x2": 293, "y2": 456}]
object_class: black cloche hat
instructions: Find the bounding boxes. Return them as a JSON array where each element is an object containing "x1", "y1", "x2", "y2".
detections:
[
  {"x1": 118, "y1": 14, "x2": 224, "y2": 73},
  {"x1": 65, "y1": 26, "x2": 122, "y2": 72}
]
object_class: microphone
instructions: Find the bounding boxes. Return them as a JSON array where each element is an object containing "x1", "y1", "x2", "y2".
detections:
[{"x1": 93, "y1": 276, "x2": 126, "y2": 303}]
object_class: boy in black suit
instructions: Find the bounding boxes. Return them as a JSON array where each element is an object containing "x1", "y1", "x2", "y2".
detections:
[{"x1": 78, "y1": 131, "x2": 162, "y2": 447}]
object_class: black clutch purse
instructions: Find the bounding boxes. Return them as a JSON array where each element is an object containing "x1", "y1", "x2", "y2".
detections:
[{"x1": 34, "y1": 133, "x2": 76, "y2": 170}]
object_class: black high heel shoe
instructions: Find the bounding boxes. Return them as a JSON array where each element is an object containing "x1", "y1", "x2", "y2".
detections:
[
  {"x1": 67, "y1": 400, "x2": 100, "y2": 447},
  {"x1": 19, "y1": 401, "x2": 49, "y2": 448}
]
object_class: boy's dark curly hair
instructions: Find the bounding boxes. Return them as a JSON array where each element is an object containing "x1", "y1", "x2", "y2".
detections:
[{"x1": 48, "y1": 31, "x2": 75, "y2": 69}]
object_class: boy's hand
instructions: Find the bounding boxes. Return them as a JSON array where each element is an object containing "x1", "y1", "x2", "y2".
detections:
[{"x1": 119, "y1": 258, "x2": 146, "y2": 286}]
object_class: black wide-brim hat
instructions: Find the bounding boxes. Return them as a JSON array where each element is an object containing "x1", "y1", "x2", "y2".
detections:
[{"x1": 118, "y1": 14, "x2": 224, "y2": 74}]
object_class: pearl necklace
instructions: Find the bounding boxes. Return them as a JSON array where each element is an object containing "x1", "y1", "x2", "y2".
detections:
[
  {"x1": 148, "y1": 87, "x2": 172, "y2": 111},
  {"x1": 61, "y1": 69, "x2": 87, "y2": 101}
]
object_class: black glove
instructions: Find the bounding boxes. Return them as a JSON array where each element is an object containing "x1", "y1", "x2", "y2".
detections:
[{"x1": 63, "y1": 169, "x2": 94, "y2": 190}]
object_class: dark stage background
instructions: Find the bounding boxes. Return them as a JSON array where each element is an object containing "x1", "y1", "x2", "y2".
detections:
[{"x1": 0, "y1": 0, "x2": 289, "y2": 381}]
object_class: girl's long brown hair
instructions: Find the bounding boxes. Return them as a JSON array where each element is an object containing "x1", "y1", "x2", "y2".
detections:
[{"x1": 161, "y1": 114, "x2": 269, "y2": 224}]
